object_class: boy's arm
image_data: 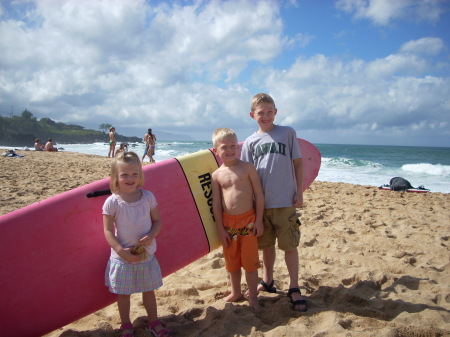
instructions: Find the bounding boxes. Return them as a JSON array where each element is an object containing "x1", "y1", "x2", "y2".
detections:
[
  {"x1": 293, "y1": 158, "x2": 304, "y2": 207},
  {"x1": 248, "y1": 164, "x2": 264, "y2": 237},
  {"x1": 240, "y1": 140, "x2": 253, "y2": 163},
  {"x1": 211, "y1": 172, "x2": 231, "y2": 247}
]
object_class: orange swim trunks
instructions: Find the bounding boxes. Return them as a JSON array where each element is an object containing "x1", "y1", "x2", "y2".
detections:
[{"x1": 222, "y1": 209, "x2": 261, "y2": 273}]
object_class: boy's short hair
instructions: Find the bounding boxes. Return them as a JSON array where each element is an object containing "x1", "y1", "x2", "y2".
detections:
[
  {"x1": 109, "y1": 151, "x2": 144, "y2": 193},
  {"x1": 212, "y1": 128, "x2": 237, "y2": 148},
  {"x1": 251, "y1": 93, "x2": 276, "y2": 112}
]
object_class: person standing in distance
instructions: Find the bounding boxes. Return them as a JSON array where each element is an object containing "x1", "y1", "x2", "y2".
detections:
[
  {"x1": 108, "y1": 127, "x2": 116, "y2": 158},
  {"x1": 142, "y1": 128, "x2": 157, "y2": 163}
]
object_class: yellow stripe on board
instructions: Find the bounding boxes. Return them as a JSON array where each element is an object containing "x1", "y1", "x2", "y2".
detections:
[{"x1": 176, "y1": 149, "x2": 220, "y2": 251}]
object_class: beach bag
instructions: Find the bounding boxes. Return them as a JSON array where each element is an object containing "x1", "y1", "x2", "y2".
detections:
[
  {"x1": 2, "y1": 150, "x2": 20, "y2": 157},
  {"x1": 389, "y1": 177, "x2": 413, "y2": 191}
]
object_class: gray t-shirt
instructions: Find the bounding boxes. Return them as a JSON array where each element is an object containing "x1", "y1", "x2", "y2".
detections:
[{"x1": 241, "y1": 125, "x2": 301, "y2": 209}]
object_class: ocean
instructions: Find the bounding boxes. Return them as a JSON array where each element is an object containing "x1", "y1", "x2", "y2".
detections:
[{"x1": 4, "y1": 141, "x2": 450, "y2": 193}]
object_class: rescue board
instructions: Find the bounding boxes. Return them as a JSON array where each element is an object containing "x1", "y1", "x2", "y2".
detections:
[{"x1": 0, "y1": 138, "x2": 321, "y2": 337}]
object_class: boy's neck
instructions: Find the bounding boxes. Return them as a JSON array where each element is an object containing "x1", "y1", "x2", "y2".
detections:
[
  {"x1": 258, "y1": 123, "x2": 276, "y2": 133},
  {"x1": 221, "y1": 158, "x2": 240, "y2": 167}
]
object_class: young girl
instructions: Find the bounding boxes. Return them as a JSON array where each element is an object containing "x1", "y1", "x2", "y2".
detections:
[{"x1": 102, "y1": 151, "x2": 170, "y2": 337}]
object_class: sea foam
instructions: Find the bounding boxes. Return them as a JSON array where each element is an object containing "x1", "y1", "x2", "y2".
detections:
[{"x1": 402, "y1": 163, "x2": 450, "y2": 176}]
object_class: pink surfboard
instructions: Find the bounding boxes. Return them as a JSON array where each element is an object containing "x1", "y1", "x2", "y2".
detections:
[{"x1": 0, "y1": 138, "x2": 321, "y2": 337}]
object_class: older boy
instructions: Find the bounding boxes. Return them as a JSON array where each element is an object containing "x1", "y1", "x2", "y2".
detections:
[
  {"x1": 240, "y1": 93, "x2": 307, "y2": 312},
  {"x1": 211, "y1": 128, "x2": 264, "y2": 311}
]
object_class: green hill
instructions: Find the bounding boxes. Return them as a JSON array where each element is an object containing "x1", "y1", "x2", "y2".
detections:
[{"x1": 0, "y1": 110, "x2": 141, "y2": 146}]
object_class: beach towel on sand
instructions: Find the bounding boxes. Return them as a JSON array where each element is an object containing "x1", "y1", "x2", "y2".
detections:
[{"x1": 2, "y1": 150, "x2": 24, "y2": 158}]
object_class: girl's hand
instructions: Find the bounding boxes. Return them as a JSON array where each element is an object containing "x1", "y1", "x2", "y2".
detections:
[
  {"x1": 139, "y1": 235, "x2": 154, "y2": 247},
  {"x1": 118, "y1": 247, "x2": 143, "y2": 263}
]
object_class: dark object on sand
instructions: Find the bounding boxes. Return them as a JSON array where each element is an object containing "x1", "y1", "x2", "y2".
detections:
[
  {"x1": 389, "y1": 177, "x2": 414, "y2": 191},
  {"x1": 378, "y1": 177, "x2": 430, "y2": 193}
]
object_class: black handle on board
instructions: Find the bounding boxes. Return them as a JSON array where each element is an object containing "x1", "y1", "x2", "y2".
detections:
[{"x1": 86, "y1": 189, "x2": 112, "y2": 198}]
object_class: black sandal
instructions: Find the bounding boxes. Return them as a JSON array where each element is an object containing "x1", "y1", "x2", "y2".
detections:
[
  {"x1": 287, "y1": 288, "x2": 308, "y2": 312},
  {"x1": 260, "y1": 280, "x2": 277, "y2": 293}
]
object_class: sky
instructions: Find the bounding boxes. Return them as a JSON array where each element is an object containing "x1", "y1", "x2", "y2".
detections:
[{"x1": 0, "y1": 0, "x2": 449, "y2": 146}]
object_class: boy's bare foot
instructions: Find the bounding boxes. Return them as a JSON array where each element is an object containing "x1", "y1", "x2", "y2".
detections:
[
  {"x1": 224, "y1": 292, "x2": 242, "y2": 302},
  {"x1": 248, "y1": 298, "x2": 262, "y2": 313}
]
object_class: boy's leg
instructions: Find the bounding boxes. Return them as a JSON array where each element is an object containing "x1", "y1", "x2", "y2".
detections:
[
  {"x1": 256, "y1": 209, "x2": 277, "y2": 292},
  {"x1": 285, "y1": 248, "x2": 307, "y2": 311},
  {"x1": 273, "y1": 207, "x2": 306, "y2": 311},
  {"x1": 142, "y1": 291, "x2": 157, "y2": 322},
  {"x1": 258, "y1": 246, "x2": 276, "y2": 291},
  {"x1": 285, "y1": 248, "x2": 299, "y2": 288},
  {"x1": 245, "y1": 269, "x2": 262, "y2": 311},
  {"x1": 224, "y1": 270, "x2": 242, "y2": 302}
]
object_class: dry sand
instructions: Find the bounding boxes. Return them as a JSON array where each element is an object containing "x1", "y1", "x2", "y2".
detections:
[{"x1": 1, "y1": 150, "x2": 449, "y2": 337}]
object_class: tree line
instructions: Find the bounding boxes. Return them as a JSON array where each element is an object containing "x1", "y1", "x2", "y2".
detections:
[{"x1": 0, "y1": 110, "x2": 140, "y2": 146}]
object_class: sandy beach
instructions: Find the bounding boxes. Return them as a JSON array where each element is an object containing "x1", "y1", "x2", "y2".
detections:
[{"x1": 1, "y1": 150, "x2": 449, "y2": 337}]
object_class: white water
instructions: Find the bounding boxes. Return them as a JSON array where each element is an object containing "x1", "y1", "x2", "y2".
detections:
[{"x1": 4, "y1": 141, "x2": 449, "y2": 193}]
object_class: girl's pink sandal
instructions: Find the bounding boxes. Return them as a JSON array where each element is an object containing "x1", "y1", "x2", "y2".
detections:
[
  {"x1": 146, "y1": 320, "x2": 171, "y2": 337},
  {"x1": 119, "y1": 323, "x2": 134, "y2": 337}
]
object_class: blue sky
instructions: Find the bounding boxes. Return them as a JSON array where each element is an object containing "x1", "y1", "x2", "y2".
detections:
[{"x1": 0, "y1": 0, "x2": 449, "y2": 146}]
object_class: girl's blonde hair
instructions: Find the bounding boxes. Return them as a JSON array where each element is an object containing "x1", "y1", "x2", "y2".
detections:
[
  {"x1": 212, "y1": 128, "x2": 237, "y2": 148},
  {"x1": 109, "y1": 151, "x2": 144, "y2": 193}
]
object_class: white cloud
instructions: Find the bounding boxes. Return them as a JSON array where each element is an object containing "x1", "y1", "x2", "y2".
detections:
[
  {"x1": 0, "y1": 0, "x2": 284, "y2": 126},
  {"x1": 257, "y1": 53, "x2": 450, "y2": 135},
  {"x1": 285, "y1": 32, "x2": 315, "y2": 49},
  {"x1": 367, "y1": 54, "x2": 429, "y2": 78},
  {"x1": 399, "y1": 37, "x2": 444, "y2": 56},
  {"x1": 336, "y1": 0, "x2": 445, "y2": 25}
]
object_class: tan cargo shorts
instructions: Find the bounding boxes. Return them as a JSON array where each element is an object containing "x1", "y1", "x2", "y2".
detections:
[{"x1": 258, "y1": 207, "x2": 301, "y2": 251}]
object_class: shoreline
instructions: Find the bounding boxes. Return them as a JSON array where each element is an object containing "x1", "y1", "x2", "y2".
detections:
[{"x1": 1, "y1": 150, "x2": 449, "y2": 336}]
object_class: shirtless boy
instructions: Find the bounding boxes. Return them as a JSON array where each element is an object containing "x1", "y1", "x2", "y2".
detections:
[{"x1": 211, "y1": 128, "x2": 264, "y2": 311}]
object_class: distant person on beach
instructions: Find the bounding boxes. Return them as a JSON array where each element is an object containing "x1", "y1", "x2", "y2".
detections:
[
  {"x1": 45, "y1": 138, "x2": 58, "y2": 152},
  {"x1": 34, "y1": 138, "x2": 44, "y2": 151},
  {"x1": 102, "y1": 151, "x2": 170, "y2": 337},
  {"x1": 108, "y1": 127, "x2": 116, "y2": 158},
  {"x1": 142, "y1": 128, "x2": 157, "y2": 163},
  {"x1": 241, "y1": 93, "x2": 307, "y2": 312},
  {"x1": 211, "y1": 128, "x2": 264, "y2": 311}
]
